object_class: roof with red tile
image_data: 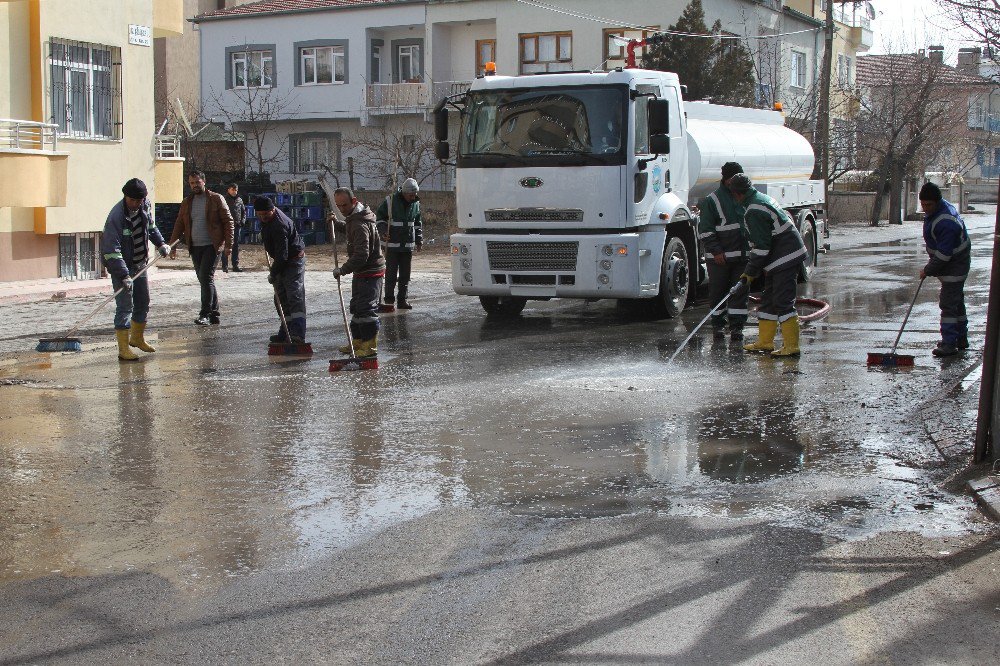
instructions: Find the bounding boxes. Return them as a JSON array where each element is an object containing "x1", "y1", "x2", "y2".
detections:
[
  {"x1": 194, "y1": 0, "x2": 419, "y2": 22},
  {"x1": 856, "y1": 53, "x2": 994, "y2": 88}
]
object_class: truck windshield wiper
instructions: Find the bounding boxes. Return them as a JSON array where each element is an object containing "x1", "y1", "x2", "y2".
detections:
[{"x1": 461, "y1": 151, "x2": 531, "y2": 165}]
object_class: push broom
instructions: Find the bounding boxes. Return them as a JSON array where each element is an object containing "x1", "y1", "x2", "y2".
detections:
[
  {"x1": 36, "y1": 239, "x2": 180, "y2": 353},
  {"x1": 329, "y1": 223, "x2": 378, "y2": 372},
  {"x1": 264, "y1": 251, "x2": 313, "y2": 356},
  {"x1": 867, "y1": 277, "x2": 924, "y2": 367}
]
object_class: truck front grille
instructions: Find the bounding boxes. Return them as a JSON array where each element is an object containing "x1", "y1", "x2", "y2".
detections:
[
  {"x1": 487, "y1": 241, "x2": 579, "y2": 271},
  {"x1": 485, "y1": 208, "x2": 584, "y2": 222}
]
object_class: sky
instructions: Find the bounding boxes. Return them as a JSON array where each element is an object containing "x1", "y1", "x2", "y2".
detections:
[{"x1": 867, "y1": 0, "x2": 982, "y2": 61}]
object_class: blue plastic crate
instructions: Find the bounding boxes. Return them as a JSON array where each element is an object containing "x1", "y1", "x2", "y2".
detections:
[
  {"x1": 304, "y1": 206, "x2": 324, "y2": 220},
  {"x1": 275, "y1": 193, "x2": 293, "y2": 206}
]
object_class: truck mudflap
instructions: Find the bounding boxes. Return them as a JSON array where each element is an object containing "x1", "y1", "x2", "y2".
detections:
[{"x1": 451, "y1": 233, "x2": 656, "y2": 300}]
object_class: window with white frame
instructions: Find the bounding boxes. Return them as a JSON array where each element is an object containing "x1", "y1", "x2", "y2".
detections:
[
  {"x1": 520, "y1": 33, "x2": 572, "y2": 74},
  {"x1": 49, "y1": 39, "x2": 122, "y2": 139},
  {"x1": 292, "y1": 135, "x2": 341, "y2": 173},
  {"x1": 398, "y1": 44, "x2": 421, "y2": 82},
  {"x1": 232, "y1": 49, "x2": 273, "y2": 88},
  {"x1": 790, "y1": 50, "x2": 807, "y2": 88},
  {"x1": 300, "y1": 45, "x2": 345, "y2": 85},
  {"x1": 969, "y1": 97, "x2": 986, "y2": 128},
  {"x1": 837, "y1": 54, "x2": 852, "y2": 87}
]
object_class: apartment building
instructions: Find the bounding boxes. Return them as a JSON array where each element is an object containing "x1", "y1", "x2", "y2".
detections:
[
  {"x1": 194, "y1": 0, "x2": 824, "y2": 190},
  {"x1": 0, "y1": 0, "x2": 185, "y2": 283}
]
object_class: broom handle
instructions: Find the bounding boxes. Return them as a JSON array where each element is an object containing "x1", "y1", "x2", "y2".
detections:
[
  {"x1": 889, "y1": 277, "x2": 925, "y2": 355},
  {"x1": 263, "y1": 250, "x2": 292, "y2": 341},
  {"x1": 62, "y1": 239, "x2": 180, "y2": 339},
  {"x1": 331, "y1": 221, "x2": 356, "y2": 359}
]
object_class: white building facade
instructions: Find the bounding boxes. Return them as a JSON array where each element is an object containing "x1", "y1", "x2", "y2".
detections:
[{"x1": 195, "y1": 0, "x2": 823, "y2": 191}]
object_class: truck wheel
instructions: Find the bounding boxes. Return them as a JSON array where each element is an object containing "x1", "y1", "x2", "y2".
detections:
[
  {"x1": 655, "y1": 237, "x2": 689, "y2": 318},
  {"x1": 798, "y1": 219, "x2": 816, "y2": 283},
  {"x1": 480, "y1": 295, "x2": 527, "y2": 318}
]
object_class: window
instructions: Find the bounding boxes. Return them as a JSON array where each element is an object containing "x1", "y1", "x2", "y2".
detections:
[
  {"x1": 49, "y1": 39, "x2": 122, "y2": 139},
  {"x1": 300, "y1": 45, "x2": 344, "y2": 85},
  {"x1": 602, "y1": 28, "x2": 658, "y2": 67},
  {"x1": 476, "y1": 39, "x2": 496, "y2": 76},
  {"x1": 633, "y1": 84, "x2": 659, "y2": 156},
  {"x1": 371, "y1": 43, "x2": 382, "y2": 83},
  {"x1": 232, "y1": 49, "x2": 273, "y2": 88},
  {"x1": 520, "y1": 32, "x2": 572, "y2": 74},
  {"x1": 398, "y1": 44, "x2": 421, "y2": 82},
  {"x1": 291, "y1": 134, "x2": 341, "y2": 173},
  {"x1": 790, "y1": 50, "x2": 807, "y2": 88},
  {"x1": 402, "y1": 134, "x2": 417, "y2": 153},
  {"x1": 969, "y1": 97, "x2": 986, "y2": 128},
  {"x1": 837, "y1": 54, "x2": 852, "y2": 87}
]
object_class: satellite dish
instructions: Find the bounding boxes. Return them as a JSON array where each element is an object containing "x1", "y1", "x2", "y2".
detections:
[{"x1": 866, "y1": 1, "x2": 876, "y2": 20}]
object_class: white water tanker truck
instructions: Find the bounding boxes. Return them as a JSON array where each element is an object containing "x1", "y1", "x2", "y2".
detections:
[{"x1": 433, "y1": 67, "x2": 827, "y2": 317}]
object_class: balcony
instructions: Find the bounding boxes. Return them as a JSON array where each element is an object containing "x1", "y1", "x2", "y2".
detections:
[
  {"x1": 0, "y1": 119, "x2": 69, "y2": 208},
  {"x1": 154, "y1": 134, "x2": 184, "y2": 203},
  {"x1": 153, "y1": 0, "x2": 185, "y2": 38},
  {"x1": 363, "y1": 81, "x2": 471, "y2": 124}
]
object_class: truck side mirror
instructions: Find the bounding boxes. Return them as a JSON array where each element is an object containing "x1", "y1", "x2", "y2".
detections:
[
  {"x1": 647, "y1": 98, "x2": 669, "y2": 136},
  {"x1": 434, "y1": 100, "x2": 449, "y2": 141},
  {"x1": 650, "y1": 134, "x2": 670, "y2": 154},
  {"x1": 435, "y1": 140, "x2": 450, "y2": 161}
]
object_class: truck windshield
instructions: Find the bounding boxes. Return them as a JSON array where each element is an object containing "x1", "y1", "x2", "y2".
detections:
[{"x1": 459, "y1": 85, "x2": 627, "y2": 167}]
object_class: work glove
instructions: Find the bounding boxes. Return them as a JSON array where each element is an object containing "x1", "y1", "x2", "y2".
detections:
[
  {"x1": 157, "y1": 244, "x2": 169, "y2": 258},
  {"x1": 267, "y1": 273, "x2": 275, "y2": 285},
  {"x1": 712, "y1": 253, "x2": 725, "y2": 266},
  {"x1": 333, "y1": 268, "x2": 342, "y2": 279},
  {"x1": 122, "y1": 276, "x2": 133, "y2": 293},
  {"x1": 739, "y1": 273, "x2": 754, "y2": 285}
]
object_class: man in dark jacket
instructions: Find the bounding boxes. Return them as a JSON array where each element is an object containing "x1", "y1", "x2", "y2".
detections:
[
  {"x1": 376, "y1": 177, "x2": 423, "y2": 309},
  {"x1": 697, "y1": 162, "x2": 749, "y2": 341},
  {"x1": 919, "y1": 182, "x2": 971, "y2": 357},
  {"x1": 101, "y1": 178, "x2": 170, "y2": 361},
  {"x1": 222, "y1": 182, "x2": 246, "y2": 272},
  {"x1": 332, "y1": 187, "x2": 385, "y2": 357},
  {"x1": 168, "y1": 170, "x2": 234, "y2": 325},
  {"x1": 256, "y1": 196, "x2": 307, "y2": 343}
]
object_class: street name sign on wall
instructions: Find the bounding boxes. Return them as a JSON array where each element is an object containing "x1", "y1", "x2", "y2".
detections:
[{"x1": 129, "y1": 25, "x2": 151, "y2": 47}]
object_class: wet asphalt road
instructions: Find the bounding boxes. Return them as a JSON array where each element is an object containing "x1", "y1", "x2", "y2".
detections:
[{"x1": 0, "y1": 213, "x2": 998, "y2": 664}]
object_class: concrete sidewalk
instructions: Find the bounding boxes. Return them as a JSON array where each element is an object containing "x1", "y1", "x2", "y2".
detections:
[{"x1": 0, "y1": 266, "x2": 191, "y2": 305}]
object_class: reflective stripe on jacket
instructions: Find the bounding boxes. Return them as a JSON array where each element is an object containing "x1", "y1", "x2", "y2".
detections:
[
  {"x1": 742, "y1": 188, "x2": 806, "y2": 279},
  {"x1": 100, "y1": 200, "x2": 166, "y2": 281},
  {"x1": 697, "y1": 185, "x2": 748, "y2": 261},
  {"x1": 376, "y1": 192, "x2": 422, "y2": 251},
  {"x1": 923, "y1": 198, "x2": 970, "y2": 278}
]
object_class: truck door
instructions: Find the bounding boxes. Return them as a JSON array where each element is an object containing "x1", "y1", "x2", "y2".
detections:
[{"x1": 632, "y1": 82, "x2": 663, "y2": 218}]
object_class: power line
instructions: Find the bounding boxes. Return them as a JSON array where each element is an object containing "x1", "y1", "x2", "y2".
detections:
[{"x1": 515, "y1": 0, "x2": 823, "y2": 40}]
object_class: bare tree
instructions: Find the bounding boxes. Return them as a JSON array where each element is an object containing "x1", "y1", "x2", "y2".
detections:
[
  {"x1": 936, "y1": 1, "x2": 1000, "y2": 75},
  {"x1": 207, "y1": 50, "x2": 298, "y2": 185},
  {"x1": 851, "y1": 52, "x2": 968, "y2": 225},
  {"x1": 343, "y1": 122, "x2": 446, "y2": 191}
]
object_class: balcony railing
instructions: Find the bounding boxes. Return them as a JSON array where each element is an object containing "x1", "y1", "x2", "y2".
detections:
[
  {"x1": 834, "y1": 5, "x2": 872, "y2": 29},
  {"x1": 155, "y1": 134, "x2": 181, "y2": 159},
  {"x1": 0, "y1": 118, "x2": 60, "y2": 152},
  {"x1": 365, "y1": 81, "x2": 472, "y2": 112}
]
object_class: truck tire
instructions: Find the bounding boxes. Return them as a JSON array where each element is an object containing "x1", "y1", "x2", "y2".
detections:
[
  {"x1": 480, "y1": 295, "x2": 527, "y2": 318},
  {"x1": 655, "y1": 236, "x2": 689, "y2": 318},
  {"x1": 798, "y1": 218, "x2": 816, "y2": 283}
]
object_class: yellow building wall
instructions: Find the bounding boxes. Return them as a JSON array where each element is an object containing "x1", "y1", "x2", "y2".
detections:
[
  {"x1": 36, "y1": 0, "x2": 157, "y2": 235},
  {"x1": 0, "y1": 1, "x2": 36, "y2": 238}
]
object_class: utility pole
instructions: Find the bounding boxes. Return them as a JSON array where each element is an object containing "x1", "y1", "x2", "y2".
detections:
[{"x1": 816, "y1": 0, "x2": 835, "y2": 226}]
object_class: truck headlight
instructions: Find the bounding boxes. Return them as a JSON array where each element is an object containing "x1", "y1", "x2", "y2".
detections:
[
  {"x1": 460, "y1": 245, "x2": 469, "y2": 255},
  {"x1": 600, "y1": 259, "x2": 612, "y2": 270},
  {"x1": 461, "y1": 258, "x2": 471, "y2": 269},
  {"x1": 602, "y1": 245, "x2": 614, "y2": 256},
  {"x1": 463, "y1": 272, "x2": 473, "y2": 283},
  {"x1": 598, "y1": 274, "x2": 610, "y2": 285}
]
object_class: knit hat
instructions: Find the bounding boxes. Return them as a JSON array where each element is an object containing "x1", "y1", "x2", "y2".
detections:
[
  {"x1": 728, "y1": 173, "x2": 752, "y2": 193},
  {"x1": 122, "y1": 178, "x2": 148, "y2": 199},
  {"x1": 253, "y1": 196, "x2": 275, "y2": 211},
  {"x1": 721, "y1": 162, "x2": 744, "y2": 180},
  {"x1": 919, "y1": 181, "x2": 942, "y2": 202},
  {"x1": 401, "y1": 178, "x2": 419, "y2": 194}
]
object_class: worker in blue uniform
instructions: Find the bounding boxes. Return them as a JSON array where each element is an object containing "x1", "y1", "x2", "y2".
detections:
[{"x1": 919, "y1": 182, "x2": 971, "y2": 357}]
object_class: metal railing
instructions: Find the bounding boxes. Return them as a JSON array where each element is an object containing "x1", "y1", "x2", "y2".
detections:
[
  {"x1": 430, "y1": 81, "x2": 472, "y2": 106},
  {"x1": 834, "y1": 5, "x2": 872, "y2": 29},
  {"x1": 0, "y1": 118, "x2": 60, "y2": 152},
  {"x1": 155, "y1": 134, "x2": 181, "y2": 159},
  {"x1": 366, "y1": 82, "x2": 428, "y2": 109}
]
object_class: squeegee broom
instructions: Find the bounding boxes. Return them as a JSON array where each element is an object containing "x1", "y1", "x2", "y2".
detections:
[
  {"x1": 37, "y1": 240, "x2": 179, "y2": 353},
  {"x1": 867, "y1": 277, "x2": 924, "y2": 367},
  {"x1": 264, "y1": 252, "x2": 313, "y2": 356},
  {"x1": 329, "y1": 224, "x2": 378, "y2": 372}
]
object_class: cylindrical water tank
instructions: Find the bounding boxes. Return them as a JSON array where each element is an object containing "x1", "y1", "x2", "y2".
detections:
[{"x1": 685, "y1": 101, "x2": 815, "y2": 202}]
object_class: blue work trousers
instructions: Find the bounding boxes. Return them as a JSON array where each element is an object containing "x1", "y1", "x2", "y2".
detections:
[{"x1": 112, "y1": 272, "x2": 150, "y2": 330}]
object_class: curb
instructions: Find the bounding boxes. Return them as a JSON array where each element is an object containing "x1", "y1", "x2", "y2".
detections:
[{"x1": 968, "y1": 476, "x2": 1000, "y2": 522}]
